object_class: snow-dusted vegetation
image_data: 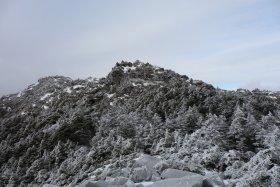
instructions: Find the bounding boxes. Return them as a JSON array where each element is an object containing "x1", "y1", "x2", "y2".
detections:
[{"x1": 1, "y1": 61, "x2": 280, "y2": 186}]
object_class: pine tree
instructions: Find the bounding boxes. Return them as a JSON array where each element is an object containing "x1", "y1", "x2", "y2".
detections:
[{"x1": 228, "y1": 106, "x2": 247, "y2": 151}]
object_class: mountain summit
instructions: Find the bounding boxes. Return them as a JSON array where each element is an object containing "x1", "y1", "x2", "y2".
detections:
[{"x1": 1, "y1": 61, "x2": 280, "y2": 186}]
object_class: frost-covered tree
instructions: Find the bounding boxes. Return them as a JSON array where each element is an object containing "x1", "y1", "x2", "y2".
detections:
[
  {"x1": 228, "y1": 106, "x2": 248, "y2": 151},
  {"x1": 1, "y1": 61, "x2": 280, "y2": 186}
]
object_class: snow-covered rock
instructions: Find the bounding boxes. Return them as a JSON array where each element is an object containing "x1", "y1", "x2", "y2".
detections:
[
  {"x1": 79, "y1": 180, "x2": 108, "y2": 187},
  {"x1": 133, "y1": 154, "x2": 161, "y2": 171},
  {"x1": 79, "y1": 179, "x2": 136, "y2": 187},
  {"x1": 40, "y1": 93, "x2": 53, "y2": 101},
  {"x1": 126, "y1": 179, "x2": 136, "y2": 187},
  {"x1": 130, "y1": 167, "x2": 150, "y2": 183},
  {"x1": 153, "y1": 160, "x2": 169, "y2": 173},
  {"x1": 161, "y1": 169, "x2": 201, "y2": 179},
  {"x1": 106, "y1": 176, "x2": 128, "y2": 185},
  {"x1": 203, "y1": 172, "x2": 225, "y2": 187},
  {"x1": 146, "y1": 175, "x2": 204, "y2": 187},
  {"x1": 135, "y1": 181, "x2": 154, "y2": 187},
  {"x1": 42, "y1": 184, "x2": 58, "y2": 187}
]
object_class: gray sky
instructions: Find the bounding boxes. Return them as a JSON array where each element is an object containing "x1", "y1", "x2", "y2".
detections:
[{"x1": 1, "y1": 0, "x2": 280, "y2": 96}]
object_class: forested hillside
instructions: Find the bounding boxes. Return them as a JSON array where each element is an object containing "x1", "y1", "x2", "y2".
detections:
[{"x1": 1, "y1": 61, "x2": 280, "y2": 186}]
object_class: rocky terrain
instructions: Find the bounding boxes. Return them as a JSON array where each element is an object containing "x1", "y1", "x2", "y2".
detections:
[{"x1": 1, "y1": 61, "x2": 280, "y2": 186}]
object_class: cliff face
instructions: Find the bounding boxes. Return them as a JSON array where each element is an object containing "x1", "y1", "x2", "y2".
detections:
[{"x1": 1, "y1": 61, "x2": 280, "y2": 186}]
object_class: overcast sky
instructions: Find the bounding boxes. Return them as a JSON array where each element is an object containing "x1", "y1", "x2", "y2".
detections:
[{"x1": 0, "y1": 0, "x2": 280, "y2": 96}]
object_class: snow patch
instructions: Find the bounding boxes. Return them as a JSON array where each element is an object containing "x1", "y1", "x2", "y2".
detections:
[
  {"x1": 106, "y1": 93, "x2": 115, "y2": 98},
  {"x1": 43, "y1": 105, "x2": 49, "y2": 110},
  {"x1": 43, "y1": 123, "x2": 60, "y2": 133},
  {"x1": 86, "y1": 77, "x2": 94, "y2": 82},
  {"x1": 143, "y1": 82, "x2": 153, "y2": 86},
  {"x1": 17, "y1": 91, "x2": 23, "y2": 97},
  {"x1": 136, "y1": 62, "x2": 144, "y2": 67},
  {"x1": 98, "y1": 84, "x2": 105, "y2": 88},
  {"x1": 33, "y1": 82, "x2": 39, "y2": 86},
  {"x1": 132, "y1": 82, "x2": 141, "y2": 87},
  {"x1": 26, "y1": 82, "x2": 39, "y2": 91},
  {"x1": 267, "y1": 96, "x2": 277, "y2": 99},
  {"x1": 143, "y1": 82, "x2": 158, "y2": 86},
  {"x1": 156, "y1": 71, "x2": 164, "y2": 74},
  {"x1": 237, "y1": 89, "x2": 246, "y2": 93},
  {"x1": 135, "y1": 181, "x2": 154, "y2": 186},
  {"x1": 64, "y1": 87, "x2": 72, "y2": 93},
  {"x1": 73, "y1": 85, "x2": 85, "y2": 89},
  {"x1": 89, "y1": 175, "x2": 97, "y2": 180},
  {"x1": 40, "y1": 93, "x2": 53, "y2": 101},
  {"x1": 26, "y1": 87, "x2": 33, "y2": 91},
  {"x1": 154, "y1": 66, "x2": 160, "y2": 70},
  {"x1": 118, "y1": 96, "x2": 126, "y2": 100},
  {"x1": 47, "y1": 97, "x2": 54, "y2": 103},
  {"x1": 123, "y1": 66, "x2": 136, "y2": 73},
  {"x1": 104, "y1": 164, "x2": 112, "y2": 170},
  {"x1": 87, "y1": 77, "x2": 99, "y2": 83}
]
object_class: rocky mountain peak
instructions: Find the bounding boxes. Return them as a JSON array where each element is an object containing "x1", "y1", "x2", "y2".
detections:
[
  {"x1": 108, "y1": 61, "x2": 156, "y2": 84},
  {"x1": 107, "y1": 61, "x2": 191, "y2": 89}
]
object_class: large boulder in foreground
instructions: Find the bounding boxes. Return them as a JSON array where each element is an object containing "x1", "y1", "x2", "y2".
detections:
[
  {"x1": 130, "y1": 154, "x2": 162, "y2": 182},
  {"x1": 78, "y1": 154, "x2": 226, "y2": 187}
]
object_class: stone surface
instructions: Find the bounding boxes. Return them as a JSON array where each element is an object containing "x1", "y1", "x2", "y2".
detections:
[
  {"x1": 130, "y1": 167, "x2": 150, "y2": 183},
  {"x1": 146, "y1": 175, "x2": 204, "y2": 187},
  {"x1": 133, "y1": 154, "x2": 161, "y2": 171},
  {"x1": 126, "y1": 179, "x2": 136, "y2": 187},
  {"x1": 153, "y1": 160, "x2": 169, "y2": 173},
  {"x1": 161, "y1": 168, "x2": 201, "y2": 179},
  {"x1": 151, "y1": 173, "x2": 161, "y2": 182},
  {"x1": 79, "y1": 180, "x2": 109, "y2": 187},
  {"x1": 107, "y1": 177, "x2": 129, "y2": 185},
  {"x1": 203, "y1": 172, "x2": 226, "y2": 187},
  {"x1": 135, "y1": 181, "x2": 154, "y2": 187}
]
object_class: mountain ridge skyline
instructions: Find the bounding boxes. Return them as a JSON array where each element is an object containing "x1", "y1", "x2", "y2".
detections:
[{"x1": 2, "y1": 60, "x2": 280, "y2": 98}]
